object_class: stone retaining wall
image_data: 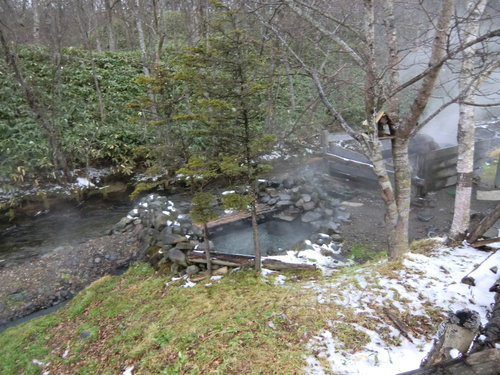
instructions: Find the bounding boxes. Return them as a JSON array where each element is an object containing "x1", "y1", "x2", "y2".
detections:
[{"x1": 114, "y1": 171, "x2": 354, "y2": 274}]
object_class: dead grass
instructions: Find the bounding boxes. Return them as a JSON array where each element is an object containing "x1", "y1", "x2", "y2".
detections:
[
  {"x1": 0, "y1": 253, "x2": 450, "y2": 375},
  {"x1": 409, "y1": 239, "x2": 442, "y2": 255}
]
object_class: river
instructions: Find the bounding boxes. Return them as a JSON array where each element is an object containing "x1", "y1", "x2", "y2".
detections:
[{"x1": 0, "y1": 197, "x2": 132, "y2": 267}]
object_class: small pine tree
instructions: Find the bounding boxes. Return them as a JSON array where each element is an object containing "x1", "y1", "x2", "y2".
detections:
[
  {"x1": 190, "y1": 192, "x2": 218, "y2": 275},
  {"x1": 174, "y1": 5, "x2": 275, "y2": 270}
]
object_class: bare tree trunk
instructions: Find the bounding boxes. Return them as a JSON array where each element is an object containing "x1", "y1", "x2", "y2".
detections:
[
  {"x1": 369, "y1": 138, "x2": 399, "y2": 254},
  {"x1": 33, "y1": 0, "x2": 40, "y2": 43},
  {"x1": 76, "y1": 0, "x2": 106, "y2": 121},
  {"x1": 203, "y1": 223, "x2": 212, "y2": 275},
  {"x1": 251, "y1": 199, "x2": 262, "y2": 271},
  {"x1": 392, "y1": 137, "x2": 411, "y2": 257},
  {"x1": 450, "y1": 0, "x2": 488, "y2": 241},
  {"x1": 134, "y1": 0, "x2": 150, "y2": 77},
  {"x1": 91, "y1": 0, "x2": 103, "y2": 53},
  {"x1": 104, "y1": 0, "x2": 116, "y2": 51},
  {"x1": 0, "y1": 27, "x2": 68, "y2": 174}
]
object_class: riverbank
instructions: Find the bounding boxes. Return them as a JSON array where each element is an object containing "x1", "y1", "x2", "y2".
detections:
[
  {"x1": 0, "y1": 242, "x2": 497, "y2": 374},
  {"x1": 0, "y1": 232, "x2": 140, "y2": 327}
]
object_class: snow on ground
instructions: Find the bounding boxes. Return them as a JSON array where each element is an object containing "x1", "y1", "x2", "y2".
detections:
[
  {"x1": 266, "y1": 239, "x2": 353, "y2": 276},
  {"x1": 302, "y1": 242, "x2": 499, "y2": 375}
]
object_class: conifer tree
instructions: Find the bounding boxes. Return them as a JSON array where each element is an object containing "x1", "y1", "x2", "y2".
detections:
[{"x1": 176, "y1": 4, "x2": 275, "y2": 270}]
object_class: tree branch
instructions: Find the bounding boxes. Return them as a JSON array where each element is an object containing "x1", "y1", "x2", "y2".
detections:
[
  {"x1": 281, "y1": 0, "x2": 365, "y2": 66},
  {"x1": 399, "y1": 0, "x2": 454, "y2": 136},
  {"x1": 393, "y1": 28, "x2": 500, "y2": 97}
]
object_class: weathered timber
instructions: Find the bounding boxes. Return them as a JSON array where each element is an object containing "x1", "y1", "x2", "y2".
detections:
[
  {"x1": 261, "y1": 259, "x2": 316, "y2": 271},
  {"x1": 485, "y1": 284, "x2": 500, "y2": 346},
  {"x1": 187, "y1": 251, "x2": 316, "y2": 271},
  {"x1": 420, "y1": 309, "x2": 481, "y2": 367},
  {"x1": 470, "y1": 237, "x2": 500, "y2": 248},
  {"x1": 460, "y1": 249, "x2": 498, "y2": 286},
  {"x1": 200, "y1": 204, "x2": 276, "y2": 229},
  {"x1": 467, "y1": 203, "x2": 500, "y2": 244},
  {"x1": 397, "y1": 349, "x2": 500, "y2": 375},
  {"x1": 384, "y1": 308, "x2": 414, "y2": 343},
  {"x1": 472, "y1": 277, "x2": 500, "y2": 352},
  {"x1": 188, "y1": 251, "x2": 254, "y2": 267}
]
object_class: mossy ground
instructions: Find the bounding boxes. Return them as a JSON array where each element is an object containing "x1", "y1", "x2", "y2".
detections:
[
  {"x1": 0, "y1": 255, "x2": 448, "y2": 375},
  {"x1": 0, "y1": 264, "x2": 328, "y2": 375}
]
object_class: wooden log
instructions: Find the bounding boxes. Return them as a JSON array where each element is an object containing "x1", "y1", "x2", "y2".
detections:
[
  {"x1": 188, "y1": 251, "x2": 254, "y2": 267},
  {"x1": 262, "y1": 258, "x2": 316, "y2": 271},
  {"x1": 467, "y1": 203, "x2": 500, "y2": 244},
  {"x1": 397, "y1": 349, "x2": 500, "y2": 375},
  {"x1": 472, "y1": 277, "x2": 500, "y2": 352},
  {"x1": 187, "y1": 251, "x2": 316, "y2": 271},
  {"x1": 199, "y1": 204, "x2": 276, "y2": 230},
  {"x1": 470, "y1": 237, "x2": 500, "y2": 248},
  {"x1": 420, "y1": 309, "x2": 481, "y2": 367}
]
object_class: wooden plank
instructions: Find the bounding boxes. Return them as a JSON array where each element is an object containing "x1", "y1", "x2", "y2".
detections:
[
  {"x1": 470, "y1": 237, "x2": 500, "y2": 248},
  {"x1": 199, "y1": 204, "x2": 275, "y2": 229},
  {"x1": 187, "y1": 251, "x2": 316, "y2": 271}
]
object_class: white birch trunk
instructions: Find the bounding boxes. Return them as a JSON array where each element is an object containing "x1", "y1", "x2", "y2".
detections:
[
  {"x1": 33, "y1": 0, "x2": 40, "y2": 43},
  {"x1": 450, "y1": 0, "x2": 488, "y2": 241},
  {"x1": 134, "y1": 0, "x2": 150, "y2": 77},
  {"x1": 392, "y1": 137, "x2": 412, "y2": 258}
]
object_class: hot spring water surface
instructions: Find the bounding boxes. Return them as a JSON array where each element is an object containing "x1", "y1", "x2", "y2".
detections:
[{"x1": 211, "y1": 219, "x2": 314, "y2": 256}]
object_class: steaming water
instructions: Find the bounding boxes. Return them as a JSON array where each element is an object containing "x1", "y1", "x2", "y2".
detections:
[
  {"x1": 0, "y1": 200, "x2": 131, "y2": 265},
  {"x1": 211, "y1": 219, "x2": 314, "y2": 256}
]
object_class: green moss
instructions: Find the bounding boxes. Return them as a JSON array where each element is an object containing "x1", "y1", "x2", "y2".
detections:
[{"x1": 348, "y1": 243, "x2": 387, "y2": 263}]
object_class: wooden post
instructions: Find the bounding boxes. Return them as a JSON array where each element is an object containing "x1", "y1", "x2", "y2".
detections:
[
  {"x1": 495, "y1": 156, "x2": 500, "y2": 188},
  {"x1": 420, "y1": 309, "x2": 481, "y2": 367},
  {"x1": 398, "y1": 349, "x2": 500, "y2": 375}
]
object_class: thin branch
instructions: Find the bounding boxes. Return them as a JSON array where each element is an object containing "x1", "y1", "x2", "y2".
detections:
[
  {"x1": 393, "y1": 28, "x2": 500, "y2": 97},
  {"x1": 462, "y1": 101, "x2": 500, "y2": 107},
  {"x1": 281, "y1": 0, "x2": 365, "y2": 66}
]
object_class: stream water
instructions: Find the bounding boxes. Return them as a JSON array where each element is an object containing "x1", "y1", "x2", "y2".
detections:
[{"x1": 0, "y1": 198, "x2": 132, "y2": 266}]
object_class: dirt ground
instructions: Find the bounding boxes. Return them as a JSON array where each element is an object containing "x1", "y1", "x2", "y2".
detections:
[
  {"x1": 272, "y1": 154, "x2": 498, "y2": 254},
  {"x1": 334, "y1": 172, "x2": 498, "y2": 254}
]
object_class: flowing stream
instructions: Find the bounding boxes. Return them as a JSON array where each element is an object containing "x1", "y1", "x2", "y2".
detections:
[{"x1": 0, "y1": 198, "x2": 132, "y2": 266}]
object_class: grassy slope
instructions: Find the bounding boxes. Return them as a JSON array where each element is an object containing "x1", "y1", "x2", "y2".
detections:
[
  {"x1": 0, "y1": 264, "x2": 327, "y2": 375},
  {"x1": 0, "y1": 241, "x2": 450, "y2": 375}
]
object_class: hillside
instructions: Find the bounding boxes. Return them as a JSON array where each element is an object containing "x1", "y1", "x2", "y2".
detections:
[{"x1": 0, "y1": 241, "x2": 497, "y2": 374}]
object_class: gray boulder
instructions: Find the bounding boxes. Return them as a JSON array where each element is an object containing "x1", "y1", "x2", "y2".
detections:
[
  {"x1": 167, "y1": 248, "x2": 188, "y2": 266},
  {"x1": 303, "y1": 201, "x2": 316, "y2": 211},
  {"x1": 160, "y1": 230, "x2": 183, "y2": 246},
  {"x1": 186, "y1": 265, "x2": 200, "y2": 276},
  {"x1": 301, "y1": 211, "x2": 322, "y2": 223}
]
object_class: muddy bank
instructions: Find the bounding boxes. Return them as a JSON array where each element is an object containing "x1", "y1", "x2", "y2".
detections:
[{"x1": 0, "y1": 232, "x2": 140, "y2": 327}]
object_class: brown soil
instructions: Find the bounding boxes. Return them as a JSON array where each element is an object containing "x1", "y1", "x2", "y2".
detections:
[{"x1": 337, "y1": 176, "x2": 498, "y2": 253}]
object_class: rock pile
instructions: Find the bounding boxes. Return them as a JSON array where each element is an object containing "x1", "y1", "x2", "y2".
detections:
[
  {"x1": 113, "y1": 171, "x2": 355, "y2": 274},
  {"x1": 258, "y1": 173, "x2": 354, "y2": 235}
]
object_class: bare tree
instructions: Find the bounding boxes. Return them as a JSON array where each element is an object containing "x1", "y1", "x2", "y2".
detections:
[
  {"x1": 104, "y1": 0, "x2": 118, "y2": 51},
  {"x1": 253, "y1": 0, "x2": 500, "y2": 258},
  {"x1": 450, "y1": 0, "x2": 499, "y2": 241},
  {"x1": 32, "y1": 0, "x2": 41, "y2": 43},
  {"x1": 0, "y1": 25, "x2": 68, "y2": 174}
]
